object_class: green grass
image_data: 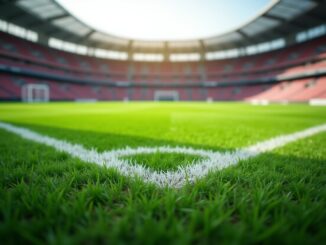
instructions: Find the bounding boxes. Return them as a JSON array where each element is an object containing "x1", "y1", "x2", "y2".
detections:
[
  {"x1": 121, "y1": 152, "x2": 204, "y2": 171},
  {"x1": 0, "y1": 102, "x2": 326, "y2": 244}
]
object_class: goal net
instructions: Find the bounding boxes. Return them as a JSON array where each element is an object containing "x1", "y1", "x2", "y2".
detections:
[
  {"x1": 154, "y1": 90, "x2": 179, "y2": 101},
  {"x1": 22, "y1": 84, "x2": 50, "y2": 103}
]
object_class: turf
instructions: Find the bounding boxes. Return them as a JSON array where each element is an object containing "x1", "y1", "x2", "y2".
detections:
[
  {"x1": 121, "y1": 152, "x2": 204, "y2": 171},
  {"x1": 0, "y1": 102, "x2": 326, "y2": 244}
]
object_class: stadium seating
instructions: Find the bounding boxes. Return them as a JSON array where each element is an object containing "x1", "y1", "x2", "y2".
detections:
[{"x1": 0, "y1": 31, "x2": 325, "y2": 101}]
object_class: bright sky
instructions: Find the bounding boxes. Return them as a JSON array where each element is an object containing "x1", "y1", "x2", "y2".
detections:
[{"x1": 56, "y1": 0, "x2": 271, "y2": 41}]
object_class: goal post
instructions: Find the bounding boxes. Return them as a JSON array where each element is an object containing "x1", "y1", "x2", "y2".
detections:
[
  {"x1": 22, "y1": 84, "x2": 50, "y2": 103},
  {"x1": 154, "y1": 90, "x2": 179, "y2": 101}
]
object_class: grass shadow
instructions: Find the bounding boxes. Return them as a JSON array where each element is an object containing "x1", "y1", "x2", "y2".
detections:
[{"x1": 1, "y1": 120, "x2": 234, "y2": 152}]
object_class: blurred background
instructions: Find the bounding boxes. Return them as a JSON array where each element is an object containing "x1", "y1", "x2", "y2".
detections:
[{"x1": 0, "y1": 0, "x2": 325, "y2": 105}]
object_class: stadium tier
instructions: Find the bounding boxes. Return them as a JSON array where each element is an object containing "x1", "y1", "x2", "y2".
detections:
[{"x1": 0, "y1": 31, "x2": 325, "y2": 102}]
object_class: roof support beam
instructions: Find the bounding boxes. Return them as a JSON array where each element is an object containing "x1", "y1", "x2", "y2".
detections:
[
  {"x1": 74, "y1": 30, "x2": 95, "y2": 44},
  {"x1": 127, "y1": 40, "x2": 133, "y2": 61},
  {"x1": 28, "y1": 14, "x2": 69, "y2": 29},
  {"x1": 242, "y1": 14, "x2": 289, "y2": 38},
  {"x1": 199, "y1": 40, "x2": 207, "y2": 81},
  {"x1": 163, "y1": 42, "x2": 169, "y2": 62},
  {"x1": 127, "y1": 40, "x2": 134, "y2": 81},
  {"x1": 46, "y1": 14, "x2": 69, "y2": 22},
  {"x1": 237, "y1": 30, "x2": 258, "y2": 44},
  {"x1": 199, "y1": 40, "x2": 206, "y2": 62},
  {"x1": 264, "y1": 14, "x2": 306, "y2": 30}
]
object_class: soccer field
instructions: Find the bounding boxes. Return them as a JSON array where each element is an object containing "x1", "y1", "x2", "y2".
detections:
[{"x1": 1, "y1": 102, "x2": 326, "y2": 244}]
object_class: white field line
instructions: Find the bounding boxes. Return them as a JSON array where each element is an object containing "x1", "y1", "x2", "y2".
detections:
[{"x1": 0, "y1": 122, "x2": 326, "y2": 188}]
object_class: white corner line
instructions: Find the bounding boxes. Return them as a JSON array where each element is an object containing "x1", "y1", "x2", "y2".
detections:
[{"x1": 0, "y1": 122, "x2": 326, "y2": 189}]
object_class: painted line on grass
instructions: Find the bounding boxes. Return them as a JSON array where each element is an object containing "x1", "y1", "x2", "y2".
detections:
[{"x1": 0, "y1": 122, "x2": 326, "y2": 188}]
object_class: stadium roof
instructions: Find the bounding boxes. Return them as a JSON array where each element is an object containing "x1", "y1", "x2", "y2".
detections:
[{"x1": 0, "y1": 0, "x2": 325, "y2": 53}]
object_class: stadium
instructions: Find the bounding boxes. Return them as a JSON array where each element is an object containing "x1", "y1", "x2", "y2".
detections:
[{"x1": 0, "y1": 0, "x2": 326, "y2": 244}]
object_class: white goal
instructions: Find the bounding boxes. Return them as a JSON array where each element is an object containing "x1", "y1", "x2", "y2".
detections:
[
  {"x1": 22, "y1": 84, "x2": 50, "y2": 103},
  {"x1": 154, "y1": 90, "x2": 179, "y2": 101}
]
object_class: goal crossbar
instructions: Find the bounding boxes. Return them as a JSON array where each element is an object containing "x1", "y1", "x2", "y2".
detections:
[{"x1": 22, "y1": 84, "x2": 49, "y2": 103}]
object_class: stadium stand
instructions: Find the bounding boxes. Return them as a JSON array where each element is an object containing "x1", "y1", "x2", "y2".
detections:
[
  {"x1": 0, "y1": 0, "x2": 325, "y2": 102},
  {"x1": 0, "y1": 31, "x2": 325, "y2": 102}
]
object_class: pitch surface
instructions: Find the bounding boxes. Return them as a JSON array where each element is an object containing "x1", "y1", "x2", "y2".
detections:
[{"x1": 0, "y1": 102, "x2": 325, "y2": 244}]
